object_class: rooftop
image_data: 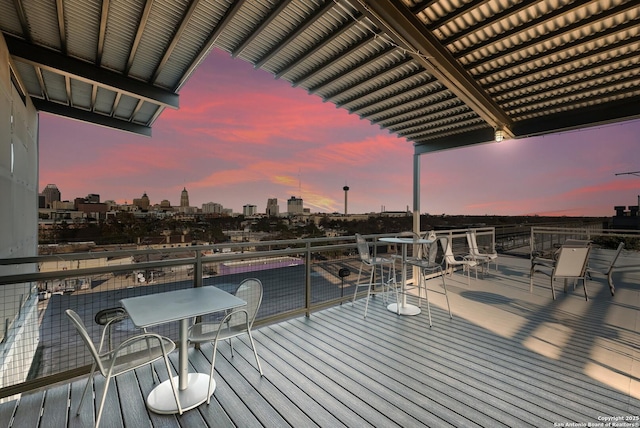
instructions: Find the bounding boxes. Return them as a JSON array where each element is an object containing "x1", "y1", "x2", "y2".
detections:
[{"x1": 2, "y1": 252, "x2": 639, "y2": 427}]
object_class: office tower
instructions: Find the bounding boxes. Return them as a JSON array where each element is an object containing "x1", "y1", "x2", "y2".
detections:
[
  {"x1": 42, "y1": 184, "x2": 61, "y2": 208},
  {"x1": 86, "y1": 194, "x2": 100, "y2": 203},
  {"x1": 180, "y1": 188, "x2": 189, "y2": 207},
  {"x1": 287, "y1": 196, "x2": 303, "y2": 215},
  {"x1": 202, "y1": 202, "x2": 223, "y2": 214},
  {"x1": 243, "y1": 204, "x2": 257, "y2": 216},
  {"x1": 266, "y1": 198, "x2": 279, "y2": 216}
]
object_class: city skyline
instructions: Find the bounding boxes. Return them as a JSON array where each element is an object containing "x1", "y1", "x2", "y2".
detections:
[
  {"x1": 39, "y1": 184, "x2": 289, "y2": 214},
  {"x1": 39, "y1": 48, "x2": 640, "y2": 217}
]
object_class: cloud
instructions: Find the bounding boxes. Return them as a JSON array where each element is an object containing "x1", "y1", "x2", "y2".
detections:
[{"x1": 37, "y1": 46, "x2": 640, "y2": 216}]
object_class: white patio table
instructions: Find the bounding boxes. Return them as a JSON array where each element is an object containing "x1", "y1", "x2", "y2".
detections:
[
  {"x1": 379, "y1": 236, "x2": 434, "y2": 316},
  {"x1": 120, "y1": 286, "x2": 246, "y2": 414}
]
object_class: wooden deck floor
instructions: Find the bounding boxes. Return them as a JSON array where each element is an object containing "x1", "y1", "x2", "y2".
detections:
[{"x1": 2, "y1": 254, "x2": 640, "y2": 427}]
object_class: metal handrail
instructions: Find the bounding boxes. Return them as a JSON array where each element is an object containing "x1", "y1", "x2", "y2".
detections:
[{"x1": 0, "y1": 228, "x2": 494, "y2": 399}]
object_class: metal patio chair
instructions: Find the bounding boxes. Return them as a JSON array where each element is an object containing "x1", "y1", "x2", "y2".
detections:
[
  {"x1": 66, "y1": 309, "x2": 181, "y2": 427},
  {"x1": 440, "y1": 236, "x2": 478, "y2": 286},
  {"x1": 466, "y1": 230, "x2": 498, "y2": 271},
  {"x1": 587, "y1": 241, "x2": 625, "y2": 296},
  {"x1": 406, "y1": 235, "x2": 452, "y2": 326},
  {"x1": 188, "y1": 278, "x2": 264, "y2": 404},
  {"x1": 530, "y1": 241, "x2": 592, "y2": 300},
  {"x1": 352, "y1": 233, "x2": 396, "y2": 318}
]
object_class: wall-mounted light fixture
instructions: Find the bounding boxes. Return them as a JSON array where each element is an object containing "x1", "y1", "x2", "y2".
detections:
[{"x1": 495, "y1": 127, "x2": 504, "y2": 142}]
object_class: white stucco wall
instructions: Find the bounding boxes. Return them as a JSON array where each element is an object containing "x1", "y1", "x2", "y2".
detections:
[{"x1": 0, "y1": 32, "x2": 40, "y2": 396}]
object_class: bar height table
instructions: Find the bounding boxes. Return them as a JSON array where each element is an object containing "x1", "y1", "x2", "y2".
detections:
[
  {"x1": 379, "y1": 236, "x2": 434, "y2": 316},
  {"x1": 120, "y1": 286, "x2": 246, "y2": 414}
]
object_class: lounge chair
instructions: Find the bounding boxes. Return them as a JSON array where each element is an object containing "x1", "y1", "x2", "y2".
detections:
[
  {"x1": 440, "y1": 237, "x2": 478, "y2": 286},
  {"x1": 530, "y1": 238, "x2": 591, "y2": 275},
  {"x1": 530, "y1": 241, "x2": 592, "y2": 300},
  {"x1": 466, "y1": 230, "x2": 498, "y2": 271}
]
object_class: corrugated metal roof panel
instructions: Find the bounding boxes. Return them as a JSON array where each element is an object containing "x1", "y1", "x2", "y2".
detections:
[
  {"x1": 238, "y1": 1, "x2": 317, "y2": 64},
  {"x1": 101, "y1": 0, "x2": 146, "y2": 72},
  {"x1": 153, "y1": 0, "x2": 228, "y2": 89},
  {"x1": 260, "y1": 9, "x2": 351, "y2": 75},
  {"x1": 359, "y1": 81, "x2": 449, "y2": 120},
  {"x1": 93, "y1": 87, "x2": 117, "y2": 115},
  {"x1": 69, "y1": 79, "x2": 92, "y2": 110},
  {"x1": 286, "y1": 25, "x2": 377, "y2": 86},
  {"x1": 301, "y1": 41, "x2": 389, "y2": 93},
  {"x1": 64, "y1": 0, "x2": 101, "y2": 62},
  {"x1": 11, "y1": 62, "x2": 42, "y2": 98},
  {"x1": 40, "y1": 69, "x2": 67, "y2": 104},
  {"x1": 113, "y1": 93, "x2": 138, "y2": 120},
  {"x1": 0, "y1": 1, "x2": 24, "y2": 36},
  {"x1": 132, "y1": 100, "x2": 160, "y2": 125},
  {"x1": 129, "y1": 0, "x2": 190, "y2": 81},
  {"x1": 327, "y1": 60, "x2": 422, "y2": 106},
  {"x1": 216, "y1": 1, "x2": 272, "y2": 54},
  {"x1": 22, "y1": 0, "x2": 59, "y2": 50}
]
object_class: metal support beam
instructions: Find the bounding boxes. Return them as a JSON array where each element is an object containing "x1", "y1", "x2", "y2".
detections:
[
  {"x1": 413, "y1": 152, "x2": 420, "y2": 236},
  {"x1": 414, "y1": 128, "x2": 494, "y2": 155},
  {"x1": 5, "y1": 34, "x2": 179, "y2": 109},
  {"x1": 357, "y1": 0, "x2": 513, "y2": 134},
  {"x1": 33, "y1": 98, "x2": 152, "y2": 136}
]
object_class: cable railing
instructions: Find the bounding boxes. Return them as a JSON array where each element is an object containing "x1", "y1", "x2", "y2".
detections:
[{"x1": 0, "y1": 228, "x2": 494, "y2": 401}]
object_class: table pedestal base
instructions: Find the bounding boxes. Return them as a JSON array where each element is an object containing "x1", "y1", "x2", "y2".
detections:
[
  {"x1": 147, "y1": 373, "x2": 214, "y2": 414},
  {"x1": 387, "y1": 303, "x2": 421, "y2": 315}
]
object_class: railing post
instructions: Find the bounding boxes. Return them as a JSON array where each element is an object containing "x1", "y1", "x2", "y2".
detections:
[
  {"x1": 193, "y1": 251, "x2": 204, "y2": 350},
  {"x1": 194, "y1": 251, "x2": 202, "y2": 288},
  {"x1": 305, "y1": 242, "x2": 311, "y2": 318}
]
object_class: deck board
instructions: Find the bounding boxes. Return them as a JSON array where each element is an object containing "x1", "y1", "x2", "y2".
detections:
[
  {"x1": 0, "y1": 399, "x2": 16, "y2": 427},
  {"x1": 214, "y1": 342, "x2": 318, "y2": 427},
  {"x1": 117, "y1": 370, "x2": 152, "y2": 428},
  {"x1": 40, "y1": 383, "x2": 69, "y2": 428},
  {"x1": 183, "y1": 349, "x2": 233, "y2": 428},
  {"x1": 11, "y1": 389, "x2": 43, "y2": 427},
  {"x1": 262, "y1": 320, "x2": 414, "y2": 427},
  {"x1": 5, "y1": 254, "x2": 640, "y2": 427},
  {"x1": 308, "y1": 307, "x2": 512, "y2": 427}
]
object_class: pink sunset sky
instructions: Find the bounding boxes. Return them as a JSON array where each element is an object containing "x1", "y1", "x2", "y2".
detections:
[{"x1": 39, "y1": 49, "x2": 640, "y2": 217}]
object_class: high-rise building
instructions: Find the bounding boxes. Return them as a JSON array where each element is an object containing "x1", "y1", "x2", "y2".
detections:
[
  {"x1": 202, "y1": 202, "x2": 223, "y2": 214},
  {"x1": 180, "y1": 187, "x2": 189, "y2": 207},
  {"x1": 41, "y1": 184, "x2": 61, "y2": 208},
  {"x1": 266, "y1": 198, "x2": 279, "y2": 216},
  {"x1": 287, "y1": 196, "x2": 303, "y2": 215},
  {"x1": 86, "y1": 193, "x2": 100, "y2": 203},
  {"x1": 243, "y1": 204, "x2": 257, "y2": 216}
]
